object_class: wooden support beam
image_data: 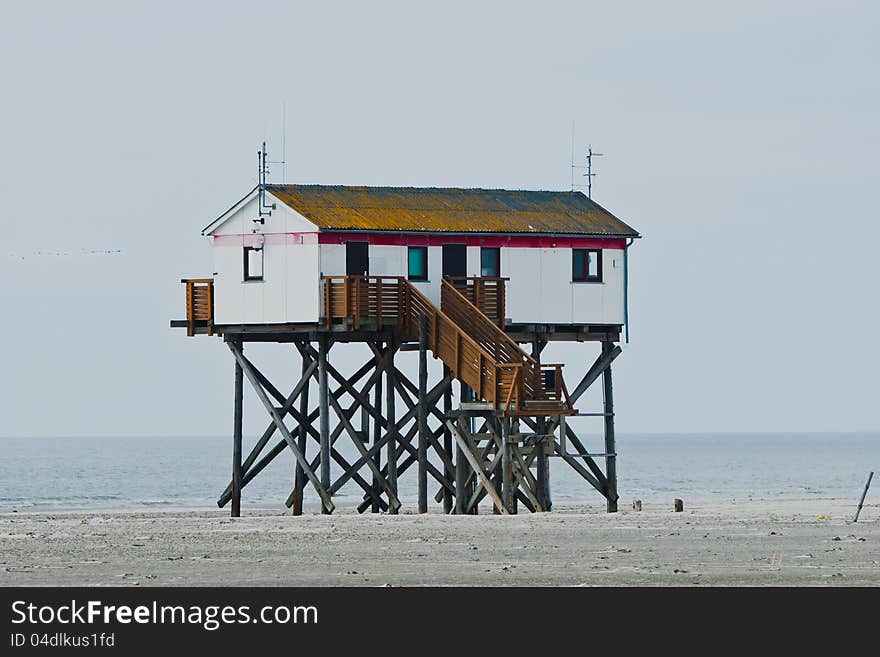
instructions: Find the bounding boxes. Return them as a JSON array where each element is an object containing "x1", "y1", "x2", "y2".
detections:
[
  {"x1": 392, "y1": 371, "x2": 456, "y2": 476},
  {"x1": 443, "y1": 365, "x2": 454, "y2": 514},
  {"x1": 385, "y1": 342, "x2": 398, "y2": 512},
  {"x1": 602, "y1": 341, "x2": 619, "y2": 512},
  {"x1": 293, "y1": 348, "x2": 312, "y2": 516},
  {"x1": 286, "y1": 365, "x2": 391, "y2": 512},
  {"x1": 330, "y1": 375, "x2": 452, "y2": 496},
  {"x1": 224, "y1": 353, "x2": 316, "y2": 513},
  {"x1": 569, "y1": 344, "x2": 622, "y2": 405},
  {"x1": 515, "y1": 490, "x2": 536, "y2": 513},
  {"x1": 511, "y1": 446, "x2": 543, "y2": 512},
  {"x1": 325, "y1": 377, "x2": 402, "y2": 513},
  {"x1": 216, "y1": 354, "x2": 374, "y2": 509},
  {"x1": 522, "y1": 414, "x2": 610, "y2": 495},
  {"x1": 552, "y1": 441, "x2": 605, "y2": 496},
  {"x1": 455, "y1": 436, "x2": 468, "y2": 514},
  {"x1": 231, "y1": 342, "x2": 243, "y2": 518},
  {"x1": 464, "y1": 441, "x2": 505, "y2": 514},
  {"x1": 501, "y1": 416, "x2": 514, "y2": 514},
  {"x1": 318, "y1": 336, "x2": 331, "y2": 513},
  {"x1": 371, "y1": 341, "x2": 383, "y2": 513},
  {"x1": 293, "y1": 438, "x2": 389, "y2": 512},
  {"x1": 227, "y1": 341, "x2": 335, "y2": 513},
  {"x1": 448, "y1": 419, "x2": 508, "y2": 515},
  {"x1": 531, "y1": 337, "x2": 551, "y2": 512},
  {"x1": 418, "y1": 314, "x2": 429, "y2": 513}
]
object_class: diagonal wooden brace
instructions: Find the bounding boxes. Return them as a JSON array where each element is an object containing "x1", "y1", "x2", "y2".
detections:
[
  {"x1": 228, "y1": 341, "x2": 335, "y2": 513},
  {"x1": 448, "y1": 419, "x2": 508, "y2": 515}
]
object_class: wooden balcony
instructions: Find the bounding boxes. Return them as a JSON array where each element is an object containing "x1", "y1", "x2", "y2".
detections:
[{"x1": 181, "y1": 278, "x2": 214, "y2": 336}]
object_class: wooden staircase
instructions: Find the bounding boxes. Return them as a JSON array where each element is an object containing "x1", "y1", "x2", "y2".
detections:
[{"x1": 322, "y1": 275, "x2": 574, "y2": 415}]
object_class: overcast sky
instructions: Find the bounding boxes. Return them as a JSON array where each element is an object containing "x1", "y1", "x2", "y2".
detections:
[{"x1": 1, "y1": 1, "x2": 877, "y2": 438}]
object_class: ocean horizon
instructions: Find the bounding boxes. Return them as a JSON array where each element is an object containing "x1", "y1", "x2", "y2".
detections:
[{"x1": 1, "y1": 432, "x2": 877, "y2": 512}]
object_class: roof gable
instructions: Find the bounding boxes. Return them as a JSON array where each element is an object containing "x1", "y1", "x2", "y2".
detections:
[{"x1": 265, "y1": 184, "x2": 639, "y2": 237}]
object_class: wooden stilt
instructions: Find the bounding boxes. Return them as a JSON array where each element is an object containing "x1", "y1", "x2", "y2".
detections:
[
  {"x1": 492, "y1": 417, "x2": 503, "y2": 515},
  {"x1": 442, "y1": 365, "x2": 454, "y2": 513},
  {"x1": 318, "y1": 335, "x2": 331, "y2": 513},
  {"x1": 454, "y1": 392, "x2": 468, "y2": 515},
  {"x1": 231, "y1": 341, "x2": 243, "y2": 518},
  {"x1": 418, "y1": 314, "x2": 429, "y2": 513},
  {"x1": 371, "y1": 341, "x2": 383, "y2": 513},
  {"x1": 531, "y1": 337, "x2": 551, "y2": 512},
  {"x1": 602, "y1": 341, "x2": 618, "y2": 513},
  {"x1": 386, "y1": 342, "x2": 398, "y2": 513},
  {"x1": 293, "y1": 344, "x2": 310, "y2": 516},
  {"x1": 501, "y1": 416, "x2": 514, "y2": 514}
]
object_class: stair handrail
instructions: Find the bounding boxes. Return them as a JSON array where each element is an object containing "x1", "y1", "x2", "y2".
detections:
[{"x1": 440, "y1": 279, "x2": 539, "y2": 367}]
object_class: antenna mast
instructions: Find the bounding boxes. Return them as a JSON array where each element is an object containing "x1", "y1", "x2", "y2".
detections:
[
  {"x1": 255, "y1": 141, "x2": 276, "y2": 226},
  {"x1": 585, "y1": 145, "x2": 603, "y2": 199},
  {"x1": 570, "y1": 144, "x2": 604, "y2": 198}
]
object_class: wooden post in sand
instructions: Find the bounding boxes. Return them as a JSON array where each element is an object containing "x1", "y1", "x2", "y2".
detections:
[
  {"x1": 854, "y1": 471, "x2": 874, "y2": 523},
  {"x1": 418, "y1": 314, "x2": 429, "y2": 514},
  {"x1": 674, "y1": 498, "x2": 684, "y2": 512},
  {"x1": 231, "y1": 340, "x2": 243, "y2": 518},
  {"x1": 442, "y1": 365, "x2": 455, "y2": 513},
  {"x1": 318, "y1": 335, "x2": 331, "y2": 514}
]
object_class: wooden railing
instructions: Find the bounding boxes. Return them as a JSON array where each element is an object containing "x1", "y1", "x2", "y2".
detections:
[
  {"x1": 444, "y1": 276, "x2": 507, "y2": 327},
  {"x1": 182, "y1": 278, "x2": 214, "y2": 336},
  {"x1": 323, "y1": 276, "x2": 405, "y2": 330},
  {"x1": 440, "y1": 280, "x2": 571, "y2": 410},
  {"x1": 322, "y1": 275, "x2": 574, "y2": 414}
]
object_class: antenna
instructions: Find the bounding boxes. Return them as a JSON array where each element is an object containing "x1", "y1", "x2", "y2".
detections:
[
  {"x1": 255, "y1": 141, "x2": 277, "y2": 226},
  {"x1": 570, "y1": 120, "x2": 575, "y2": 191},
  {"x1": 585, "y1": 145, "x2": 604, "y2": 199},
  {"x1": 570, "y1": 143, "x2": 604, "y2": 198}
]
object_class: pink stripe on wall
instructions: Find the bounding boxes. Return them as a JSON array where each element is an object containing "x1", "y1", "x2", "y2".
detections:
[
  {"x1": 213, "y1": 232, "x2": 625, "y2": 249},
  {"x1": 213, "y1": 233, "x2": 318, "y2": 246}
]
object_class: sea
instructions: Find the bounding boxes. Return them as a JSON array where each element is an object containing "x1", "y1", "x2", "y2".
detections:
[{"x1": 1, "y1": 433, "x2": 877, "y2": 511}]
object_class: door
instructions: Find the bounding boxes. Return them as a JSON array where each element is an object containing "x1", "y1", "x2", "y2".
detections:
[
  {"x1": 345, "y1": 242, "x2": 369, "y2": 276},
  {"x1": 442, "y1": 244, "x2": 467, "y2": 279}
]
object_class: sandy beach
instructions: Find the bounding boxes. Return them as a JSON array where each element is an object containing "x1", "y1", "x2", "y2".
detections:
[{"x1": 1, "y1": 497, "x2": 876, "y2": 587}]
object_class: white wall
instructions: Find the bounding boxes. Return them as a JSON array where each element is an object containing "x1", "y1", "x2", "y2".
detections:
[
  {"x1": 208, "y1": 192, "x2": 321, "y2": 325},
  {"x1": 213, "y1": 238, "x2": 321, "y2": 325},
  {"x1": 318, "y1": 242, "x2": 626, "y2": 325},
  {"x1": 504, "y1": 247, "x2": 625, "y2": 324}
]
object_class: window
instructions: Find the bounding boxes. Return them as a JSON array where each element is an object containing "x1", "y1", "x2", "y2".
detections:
[
  {"x1": 408, "y1": 246, "x2": 428, "y2": 281},
  {"x1": 572, "y1": 249, "x2": 602, "y2": 282},
  {"x1": 480, "y1": 247, "x2": 500, "y2": 277},
  {"x1": 243, "y1": 246, "x2": 264, "y2": 281}
]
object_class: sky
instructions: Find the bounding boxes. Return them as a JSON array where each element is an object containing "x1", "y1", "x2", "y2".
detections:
[{"x1": 0, "y1": 0, "x2": 878, "y2": 437}]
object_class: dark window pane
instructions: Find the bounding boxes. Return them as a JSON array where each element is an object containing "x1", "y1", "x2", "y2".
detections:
[
  {"x1": 480, "y1": 247, "x2": 500, "y2": 277},
  {"x1": 244, "y1": 246, "x2": 263, "y2": 281},
  {"x1": 572, "y1": 249, "x2": 586, "y2": 280},
  {"x1": 573, "y1": 249, "x2": 602, "y2": 282}
]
